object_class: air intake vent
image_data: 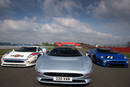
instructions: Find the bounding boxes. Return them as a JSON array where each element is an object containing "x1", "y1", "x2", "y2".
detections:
[{"x1": 44, "y1": 72, "x2": 83, "y2": 77}]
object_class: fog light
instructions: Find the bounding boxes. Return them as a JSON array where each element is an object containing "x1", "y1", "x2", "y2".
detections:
[
  {"x1": 103, "y1": 60, "x2": 107, "y2": 63},
  {"x1": 126, "y1": 61, "x2": 129, "y2": 63},
  {"x1": 101, "y1": 56, "x2": 104, "y2": 58}
]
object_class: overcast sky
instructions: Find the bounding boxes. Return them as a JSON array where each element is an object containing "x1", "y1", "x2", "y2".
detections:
[{"x1": 0, "y1": 0, "x2": 130, "y2": 45}]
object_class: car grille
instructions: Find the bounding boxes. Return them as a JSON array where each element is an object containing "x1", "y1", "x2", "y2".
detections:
[
  {"x1": 2, "y1": 64, "x2": 26, "y2": 67},
  {"x1": 44, "y1": 72, "x2": 83, "y2": 77},
  {"x1": 4, "y1": 60, "x2": 24, "y2": 63}
]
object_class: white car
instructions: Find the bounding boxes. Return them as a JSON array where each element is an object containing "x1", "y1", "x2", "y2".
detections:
[{"x1": 1, "y1": 46, "x2": 44, "y2": 67}]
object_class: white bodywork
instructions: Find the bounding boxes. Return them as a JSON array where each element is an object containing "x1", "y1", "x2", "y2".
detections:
[{"x1": 1, "y1": 46, "x2": 44, "y2": 67}]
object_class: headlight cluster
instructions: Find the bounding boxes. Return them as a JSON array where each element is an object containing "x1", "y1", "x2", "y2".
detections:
[
  {"x1": 86, "y1": 73, "x2": 91, "y2": 77},
  {"x1": 100, "y1": 56, "x2": 113, "y2": 59},
  {"x1": 2, "y1": 52, "x2": 9, "y2": 58},
  {"x1": 124, "y1": 56, "x2": 127, "y2": 59},
  {"x1": 28, "y1": 55, "x2": 33, "y2": 58},
  {"x1": 107, "y1": 56, "x2": 113, "y2": 59},
  {"x1": 26, "y1": 55, "x2": 35, "y2": 61}
]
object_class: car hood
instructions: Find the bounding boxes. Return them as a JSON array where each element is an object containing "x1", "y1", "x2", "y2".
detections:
[
  {"x1": 3, "y1": 51, "x2": 33, "y2": 60},
  {"x1": 36, "y1": 55, "x2": 92, "y2": 74}
]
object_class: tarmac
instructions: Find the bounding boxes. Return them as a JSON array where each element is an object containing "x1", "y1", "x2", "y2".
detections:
[{"x1": 0, "y1": 63, "x2": 130, "y2": 87}]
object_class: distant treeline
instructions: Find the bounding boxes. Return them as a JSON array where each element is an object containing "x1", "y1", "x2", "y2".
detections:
[
  {"x1": 0, "y1": 42, "x2": 36, "y2": 46},
  {"x1": 0, "y1": 42, "x2": 12, "y2": 45}
]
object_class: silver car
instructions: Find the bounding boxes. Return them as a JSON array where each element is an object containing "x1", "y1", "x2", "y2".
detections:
[{"x1": 35, "y1": 47, "x2": 93, "y2": 84}]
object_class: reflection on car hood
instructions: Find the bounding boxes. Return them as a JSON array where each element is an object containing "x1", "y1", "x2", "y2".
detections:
[{"x1": 36, "y1": 55, "x2": 92, "y2": 74}]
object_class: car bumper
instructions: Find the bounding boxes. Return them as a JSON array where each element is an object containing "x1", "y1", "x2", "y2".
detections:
[
  {"x1": 1, "y1": 61, "x2": 35, "y2": 67},
  {"x1": 36, "y1": 75, "x2": 91, "y2": 85},
  {"x1": 99, "y1": 59, "x2": 129, "y2": 67}
]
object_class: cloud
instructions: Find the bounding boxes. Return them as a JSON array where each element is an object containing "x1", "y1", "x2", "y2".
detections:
[
  {"x1": 0, "y1": 17, "x2": 38, "y2": 31},
  {"x1": 0, "y1": 0, "x2": 11, "y2": 9},
  {"x1": 86, "y1": 0, "x2": 130, "y2": 42},
  {"x1": 87, "y1": 0, "x2": 130, "y2": 22},
  {"x1": 0, "y1": 17, "x2": 40, "y2": 43},
  {"x1": 53, "y1": 17, "x2": 120, "y2": 39},
  {"x1": 0, "y1": 16, "x2": 123, "y2": 44},
  {"x1": 38, "y1": 0, "x2": 82, "y2": 16}
]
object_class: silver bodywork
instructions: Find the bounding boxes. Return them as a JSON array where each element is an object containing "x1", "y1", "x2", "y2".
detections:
[{"x1": 35, "y1": 48, "x2": 93, "y2": 84}]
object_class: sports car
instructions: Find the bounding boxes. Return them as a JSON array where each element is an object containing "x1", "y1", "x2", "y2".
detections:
[
  {"x1": 87, "y1": 48, "x2": 129, "y2": 67},
  {"x1": 1, "y1": 46, "x2": 43, "y2": 67},
  {"x1": 35, "y1": 47, "x2": 93, "y2": 84}
]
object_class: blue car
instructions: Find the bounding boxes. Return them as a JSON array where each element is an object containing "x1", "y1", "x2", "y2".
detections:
[{"x1": 87, "y1": 48, "x2": 129, "y2": 67}]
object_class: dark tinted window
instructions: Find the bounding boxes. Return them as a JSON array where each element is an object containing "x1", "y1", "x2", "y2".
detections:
[
  {"x1": 97, "y1": 48, "x2": 117, "y2": 54},
  {"x1": 38, "y1": 48, "x2": 42, "y2": 51},
  {"x1": 48, "y1": 48, "x2": 82, "y2": 57},
  {"x1": 16, "y1": 47, "x2": 36, "y2": 52}
]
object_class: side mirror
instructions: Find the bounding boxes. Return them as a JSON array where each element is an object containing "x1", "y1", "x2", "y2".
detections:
[
  {"x1": 47, "y1": 51, "x2": 49, "y2": 54},
  {"x1": 86, "y1": 53, "x2": 88, "y2": 56}
]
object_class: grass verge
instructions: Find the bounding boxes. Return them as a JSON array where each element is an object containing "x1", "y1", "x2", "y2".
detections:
[
  {"x1": 123, "y1": 53, "x2": 130, "y2": 58},
  {"x1": 0, "y1": 49, "x2": 12, "y2": 57}
]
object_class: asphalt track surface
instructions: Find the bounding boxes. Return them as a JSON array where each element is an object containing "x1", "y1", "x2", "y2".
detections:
[{"x1": 0, "y1": 63, "x2": 130, "y2": 87}]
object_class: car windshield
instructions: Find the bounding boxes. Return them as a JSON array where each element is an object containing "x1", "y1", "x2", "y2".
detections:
[
  {"x1": 16, "y1": 47, "x2": 36, "y2": 52},
  {"x1": 48, "y1": 48, "x2": 82, "y2": 57},
  {"x1": 97, "y1": 48, "x2": 118, "y2": 54}
]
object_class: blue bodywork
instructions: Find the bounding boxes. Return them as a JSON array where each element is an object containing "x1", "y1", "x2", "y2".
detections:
[{"x1": 87, "y1": 48, "x2": 129, "y2": 67}]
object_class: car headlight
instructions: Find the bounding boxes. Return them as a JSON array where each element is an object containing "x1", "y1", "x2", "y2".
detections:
[
  {"x1": 101, "y1": 56, "x2": 104, "y2": 58},
  {"x1": 107, "y1": 56, "x2": 113, "y2": 59},
  {"x1": 1, "y1": 58, "x2": 3, "y2": 61},
  {"x1": 37, "y1": 71, "x2": 41, "y2": 75},
  {"x1": 126, "y1": 61, "x2": 129, "y2": 64},
  {"x1": 110, "y1": 56, "x2": 113, "y2": 59},
  {"x1": 2, "y1": 52, "x2": 9, "y2": 58},
  {"x1": 2, "y1": 54, "x2": 7, "y2": 58},
  {"x1": 124, "y1": 56, "x2": 127, "y2": 59},
  {"x1": 27, "y1": 55, "x2": 35, "y2": 61},
  {"x1": 107, "y1": 56, "x2": 110, "y2": 58},
  {"x1": 86, "y1": 73, "x2": 91, "y2": 77},
  {"x1": 28, "y1": 55, "x2": 33, "y2": 58}
]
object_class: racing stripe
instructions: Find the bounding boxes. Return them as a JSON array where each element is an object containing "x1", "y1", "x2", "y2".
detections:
[{"x1": 31, "y1": 52, "x2": 40, "y2": 56}]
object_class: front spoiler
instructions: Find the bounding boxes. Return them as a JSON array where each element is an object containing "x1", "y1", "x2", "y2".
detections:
[
  {"x1": 36, "y1": 75, "x2": 91, "y2": 85},
  {"x1": 98, "y1": 60, "x2": 128, "y2": 67},
  {"x1": 1, "y1": 62, "x2": 35, "y2": 67}
]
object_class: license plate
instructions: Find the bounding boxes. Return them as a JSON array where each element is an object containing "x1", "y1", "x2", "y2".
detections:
[{"x1": 53, "y1": 77, "x2": 72, "y2": 81}]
